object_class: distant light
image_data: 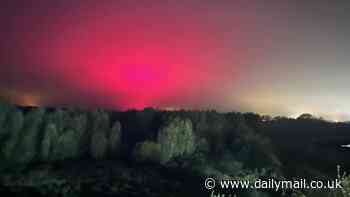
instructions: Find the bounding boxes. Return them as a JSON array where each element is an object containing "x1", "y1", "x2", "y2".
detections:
[
  {"x1": 341, "y1": 144, "x2": 350, "y2": 148},
  {"x1": 19, "y1": 94, "x2": 42, "y2": 107},
  {"x1": 164, "y1": 107, "x2": 177, "y2": 111}
]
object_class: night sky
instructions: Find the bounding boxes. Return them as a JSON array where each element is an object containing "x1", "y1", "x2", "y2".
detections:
[{"x1": 1, "y1": 0, "x2": 350, "y2": 121}]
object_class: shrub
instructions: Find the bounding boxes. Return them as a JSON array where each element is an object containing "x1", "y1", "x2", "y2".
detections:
[
  {"x1": 233, "y1": 121, "x2": 281, "y2": 168},
  {"x1": 133, "y1": 140, "x2": 161, "y2": 163},
  {"x1": 337, "y1": 165, "x2": 350, "y2": 197}
]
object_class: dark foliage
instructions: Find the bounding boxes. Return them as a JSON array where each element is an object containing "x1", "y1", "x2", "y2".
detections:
[{"x1": 1, "y1": 102, "x2": 349, "y2": 196}]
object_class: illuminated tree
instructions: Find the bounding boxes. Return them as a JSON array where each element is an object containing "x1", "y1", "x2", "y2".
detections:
[
  {"x1": 89, "y1": 110, "x2": 110, "y2": 159},
  {"x1": 108, "y1": 121, "x2": 122, "y2": 157},
  {"x1": 41, "y1": 123, "x2": 59, "y2": 161},
  {"x1": 157, "y1": 117, "x2": 195, "y2": 164}
]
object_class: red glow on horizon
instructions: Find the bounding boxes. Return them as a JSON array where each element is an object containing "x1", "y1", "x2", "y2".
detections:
[{"x1": 2, "y1": 1, "x2": 258, "y2": 110}]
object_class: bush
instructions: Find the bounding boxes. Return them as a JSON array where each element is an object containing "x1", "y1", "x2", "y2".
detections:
[
  {"x1": 133, "y1": 141, "x2": 161, "y2": 163},
  {"x1": 337, "y1": 165, "x2": 350, "y2": 197},
  {"x1": 233, "y1": 121, "x2": 281, "y2": 168}
]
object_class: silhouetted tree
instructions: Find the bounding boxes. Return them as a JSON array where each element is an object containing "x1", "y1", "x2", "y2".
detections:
[{"x1": 297, "y1": 113, "x2": 314, "y2": 120}]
